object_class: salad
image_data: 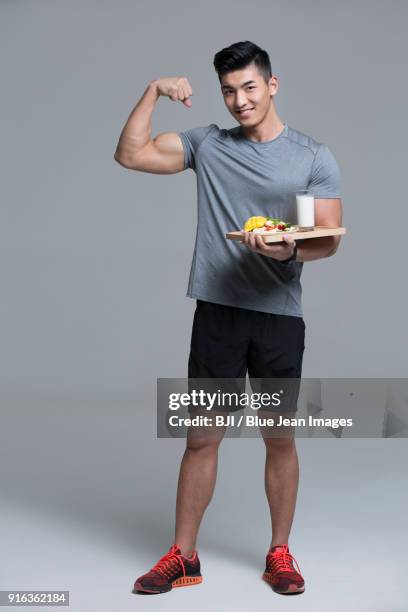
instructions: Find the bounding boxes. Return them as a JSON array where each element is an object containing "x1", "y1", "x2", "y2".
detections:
[{"x1": 243, "y1": 216, "x2": 298, "y2": 233}]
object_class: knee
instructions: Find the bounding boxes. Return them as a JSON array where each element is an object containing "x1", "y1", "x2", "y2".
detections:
[
  {"x1": 264, "y1": 437, "x2": 296, "y2": 455},
  {"x1": 186, "y1": 435, "x2": 223, "y2": 454}
]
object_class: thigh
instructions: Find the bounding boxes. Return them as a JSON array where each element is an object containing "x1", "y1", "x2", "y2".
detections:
[
  {"x1": 188, "y1": 300, "x2": 248, "y2": 378},
  {"x1": 248, "y1": 313, "x2": 305, "y2": 412},
  {"x1": 188, "y1": 301, "x2": 248, "y2": 413}
]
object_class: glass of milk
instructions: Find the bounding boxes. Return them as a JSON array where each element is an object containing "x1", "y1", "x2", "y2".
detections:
[{"x1": 296, "y1": 190, "x2": 315, "y2": 230}]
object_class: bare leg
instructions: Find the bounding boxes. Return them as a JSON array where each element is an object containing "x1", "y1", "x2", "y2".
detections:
[
  {"x1": 174, "y1": 415, "x2": 226, "y2": 557},
  {"x1": 260, "y1": 415, "x2": 299, "y2": 548}
]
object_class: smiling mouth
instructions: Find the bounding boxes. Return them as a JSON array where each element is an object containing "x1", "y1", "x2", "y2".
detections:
[{"x1": 236, "y1": 108, "x2": 254, "y2": 115}]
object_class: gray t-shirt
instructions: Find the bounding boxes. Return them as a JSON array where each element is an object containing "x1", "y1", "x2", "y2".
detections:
[{"x1": 179, "y1": 123, "x2": 341, "y2": 317}]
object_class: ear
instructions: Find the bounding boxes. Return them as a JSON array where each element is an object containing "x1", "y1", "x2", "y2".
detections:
[{"x1": 269, "y1": 75, "x2": 279, "y2": 97}]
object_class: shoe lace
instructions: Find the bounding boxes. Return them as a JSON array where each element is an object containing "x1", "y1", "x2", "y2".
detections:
[
  {"x1": 268, "y1": 545, "x2": 301, "y2": 574},
  {"x1": 151, "y1": 545, "x2": 186, "y2": 578}
]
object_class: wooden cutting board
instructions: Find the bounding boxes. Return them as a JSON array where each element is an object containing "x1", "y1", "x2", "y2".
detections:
[{"x1": 226, "y1": 226, "x2": 346, "y2": 243}]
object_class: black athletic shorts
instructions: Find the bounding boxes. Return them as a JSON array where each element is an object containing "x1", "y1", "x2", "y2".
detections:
[{"x1": 188, "y1": 300, "x2": 305, "y2": 413}]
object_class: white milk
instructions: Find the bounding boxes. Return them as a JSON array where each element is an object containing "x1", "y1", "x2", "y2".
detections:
[{"x1": 296, "y1": 191, "x2": 315, "y2": 229}]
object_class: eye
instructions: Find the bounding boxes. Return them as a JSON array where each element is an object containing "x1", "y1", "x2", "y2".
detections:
[{"x1": 246, "y1": 86, "x2": 256, "y2": 91}]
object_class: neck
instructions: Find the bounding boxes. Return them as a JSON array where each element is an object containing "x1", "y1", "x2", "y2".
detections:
[{"x1": 240, "y1": 102, "x2": 284, "y2": 143}]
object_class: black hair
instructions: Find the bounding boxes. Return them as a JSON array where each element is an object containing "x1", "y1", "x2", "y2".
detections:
[{"x1": 213, "y1": 41, "x2": 272, "y2": 83}]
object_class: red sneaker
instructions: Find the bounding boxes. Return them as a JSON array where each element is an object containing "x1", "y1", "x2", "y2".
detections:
[
  {"x1": 262, "y1": 544, "x2": 305, "y2": 594},
  {"x1": 133, "y1": 544, "x2": 203, "y2": 594}
]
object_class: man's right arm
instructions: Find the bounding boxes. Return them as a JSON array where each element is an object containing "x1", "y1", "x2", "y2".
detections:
[{"x1": 114, "y1": 77, "x2": 193, "y2": 174}]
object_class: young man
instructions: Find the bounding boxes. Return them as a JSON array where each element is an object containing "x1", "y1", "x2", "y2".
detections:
[{"x1": 114, "y1": 41, "x2": 342, "y2": 596}]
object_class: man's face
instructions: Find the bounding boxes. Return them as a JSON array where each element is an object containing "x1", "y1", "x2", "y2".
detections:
[{"x1": 220, "y1": 63, "x2": 277, "y2": 127}]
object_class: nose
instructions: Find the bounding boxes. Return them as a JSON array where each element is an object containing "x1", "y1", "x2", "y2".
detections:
[{"x1": 235, "y1": 91, "x2": 248, "y2": 109}]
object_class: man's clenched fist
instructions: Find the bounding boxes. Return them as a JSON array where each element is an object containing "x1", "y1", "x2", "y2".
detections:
[{"x1": 152, "y1": 77, "x2": 193, "y2": 107}]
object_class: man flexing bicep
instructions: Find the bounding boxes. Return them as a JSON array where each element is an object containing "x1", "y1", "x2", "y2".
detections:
[{"x1": 114, "y1": 77, "x2": 193, "y2": 174}]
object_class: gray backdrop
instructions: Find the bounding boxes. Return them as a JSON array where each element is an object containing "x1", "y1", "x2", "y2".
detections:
[{"x1": 1, "y1": 1, "x2": 407, "y2": 611}]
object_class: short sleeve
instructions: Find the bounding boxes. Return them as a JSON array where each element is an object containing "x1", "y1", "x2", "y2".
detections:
[
  {"x1": 308, "y1": 144, "x2": 341, "y2": 198},
  {"x1": 179, "y1": 124, "x2": 218, "y2": 171}
]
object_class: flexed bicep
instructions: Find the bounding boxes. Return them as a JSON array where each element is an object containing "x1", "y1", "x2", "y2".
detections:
[{"x1": 117, "y1": 132, "x2": 186, "y2": 174}]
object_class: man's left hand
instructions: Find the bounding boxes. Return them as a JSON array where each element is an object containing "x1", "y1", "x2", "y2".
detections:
[{"x1": 242, "y1": 232, "x2": 296, "y2": 261}]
